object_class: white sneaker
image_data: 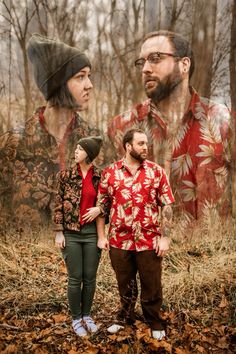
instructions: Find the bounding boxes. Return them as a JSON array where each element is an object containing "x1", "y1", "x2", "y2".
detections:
[
  {"x1": 72, "y1": 319, "x2": 87, "y2": 337},
  {"x1": 152, "y1": 329, "x2": 166, "y2": 340},
  {"x1": 107, "y1": 324, "x2": 124, "y2": 334},
  {"x1": 83, "y1": 316, "x2": 98, "y2": 333}
]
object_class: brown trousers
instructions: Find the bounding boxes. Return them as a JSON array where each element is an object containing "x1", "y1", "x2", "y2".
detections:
[{"x1": 109, "y1": 247, "x2": 165, "y2": 330}]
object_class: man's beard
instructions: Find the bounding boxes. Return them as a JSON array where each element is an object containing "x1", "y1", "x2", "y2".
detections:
[
  {"x1": 144, "y1": 65, "x2": 183, "y2": 103},
  {"x1": 130, "y1": 147, "x2": 147, "y2": 162}
]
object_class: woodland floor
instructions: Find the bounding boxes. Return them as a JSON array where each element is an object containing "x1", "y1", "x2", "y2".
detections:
[{"x1": 0, "y1": 215, "x2": 235, "y2": 353}]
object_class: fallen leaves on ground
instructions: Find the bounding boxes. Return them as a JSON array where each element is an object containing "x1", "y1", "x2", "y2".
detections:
[
  {"x1": 0, "y1": 223, "x2": 235, "y2": 353},
  {"x1": 0, "y1": 309, "x2": 235, "y2": 353}
]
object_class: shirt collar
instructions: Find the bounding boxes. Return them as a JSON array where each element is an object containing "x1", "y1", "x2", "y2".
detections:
[
  {"x1": 119, "y1": 157, "x2": 146, "y2": 170},
  {"x1": 77, "y1": 163, "x2": 94, "y2": 175},
  {"x1": 70, "y1": 163, "x2": 95, "y2": 179},
  {"x1": 148, "y1": 86, "x2": 199, "y2": 128},
  {"x1": 188, "y1": 86, "x2": 199, "y2": 114},
  {"x1": 37, "y1": 106, "x2": 78, "y2": 139}
]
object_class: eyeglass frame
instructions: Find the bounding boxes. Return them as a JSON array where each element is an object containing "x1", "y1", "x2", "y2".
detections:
[{"x1": 134, "y1": 51, "x2": 180, "y2": 69}]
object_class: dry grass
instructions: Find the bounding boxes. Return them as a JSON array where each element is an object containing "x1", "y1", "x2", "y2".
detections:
[
  {"x1": 163, "y1": 216, "x2": 236, "y2": 324},
  {"x1": 0, "y1": 216, "x2": 235, "y2": 325},
  {"x1": 0, "y1": 228, "x2": 67, "y2": 314}
]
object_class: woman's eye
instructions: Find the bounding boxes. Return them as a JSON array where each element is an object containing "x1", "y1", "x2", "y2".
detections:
[{"x1": 75, "y1": 75, "x2": 85, "y2": 81}]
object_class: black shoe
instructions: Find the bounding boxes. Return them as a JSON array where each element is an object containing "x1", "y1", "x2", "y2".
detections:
[{"x1": 117, "y1": 310, "x2": 136, "y2": 325}]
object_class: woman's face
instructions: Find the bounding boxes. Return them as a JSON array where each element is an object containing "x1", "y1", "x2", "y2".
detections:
[
  {"x1": 67, "y1": 67, "x2": 93, "y2": 111},
  {"x1": 74, "y1": 144, "x2": 87, "y2": 163}
]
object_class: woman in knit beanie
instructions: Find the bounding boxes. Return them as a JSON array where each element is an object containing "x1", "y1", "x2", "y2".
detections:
[
  {"x1": 26, "y1": 34, "x2": 104, "y2": 336},
  {"x1": 26, "y1": 33, "x2": 95, "y2": 144},
  {"x1": 9, "y1": 33, "x2": 101, "y2": 227},
  {"x1": 53, "y1": 135, "x2": 103, "y2": 337},
  {"x1": 27, "y1": 33, "x2": 93, "y2": 109}
]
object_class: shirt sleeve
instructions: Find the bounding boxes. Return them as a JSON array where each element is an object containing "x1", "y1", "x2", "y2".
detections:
[
  {"x1": 0, "y1": 130, "x2": 21, "y2": 219},
  {"x1": 52, "y1": 171, "x2": 66, "y2": 231},
  {"x1": 96, "y1": 168, "x2": 112, "y2": 217}
]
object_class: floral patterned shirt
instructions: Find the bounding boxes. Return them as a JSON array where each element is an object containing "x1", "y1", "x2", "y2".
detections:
[
  {"x1": 53, "y1": 164, "x2": 101, "y2": 232},
  {"x1": 97, "y1": 159, "x2": 174, "y2": 251},
  {"x1": 0, "y1": 106, "x2": 100, "y2": 226},
  {"x1": 108, "y1": 88, "x2": 231, "y2": 221}
]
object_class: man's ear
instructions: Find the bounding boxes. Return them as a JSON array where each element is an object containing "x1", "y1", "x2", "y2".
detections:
[
  {"x1": 125, "y1": 142, "x2": 131, "y2": 151},
  {"x1": 180, "y1": 57, "x2": 191, "y2": 75}
]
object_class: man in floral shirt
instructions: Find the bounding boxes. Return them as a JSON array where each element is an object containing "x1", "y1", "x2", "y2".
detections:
[
  {"x1": 97, "y1": 128, "x2": 174, "y2": 340},
  {"x1": 108, "y1": 30, "x2": 231, "y2": 222}
]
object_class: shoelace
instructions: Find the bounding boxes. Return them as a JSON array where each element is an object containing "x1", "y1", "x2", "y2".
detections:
[
  {"x1": 84, "y1": 317, "x2": 93, "y2": 324},
  {"x1": 73, "y1": 319, "x2": 84, "y2": 330},
  {"x1": 84, "y1": 317, "x2": 97, "y2": 332}
]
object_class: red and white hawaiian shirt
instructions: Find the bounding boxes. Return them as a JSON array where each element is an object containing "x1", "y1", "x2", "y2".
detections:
[
  {"x1": 97, "y1": 159, "x2": 174, "y2": 251},
  {"x1": 108, "y1": 87, "x2": 231, "y2": 221}
]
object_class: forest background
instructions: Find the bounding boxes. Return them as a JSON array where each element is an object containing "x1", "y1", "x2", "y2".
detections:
[{"x1": 0, "y1": 0, "x2": 235, "y2": 353}]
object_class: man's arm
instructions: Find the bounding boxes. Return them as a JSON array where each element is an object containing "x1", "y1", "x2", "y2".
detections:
[
  {"x1": 156, "y1": 205, "x2": 173, "y2": 257},
  {"x1": 96, "y1": 167, "x2": 112, "y2": 250},
  {"x1": 161, "y1": 204, "x2": 173, "y2": 237},
  {"x1": 96, "y1": 216, "x2": 109, "y2": 250}
]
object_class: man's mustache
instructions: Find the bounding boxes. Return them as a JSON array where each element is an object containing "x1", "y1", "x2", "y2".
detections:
[{"x1": 143, "y1": 76, "x2": 160, "y2": 85}]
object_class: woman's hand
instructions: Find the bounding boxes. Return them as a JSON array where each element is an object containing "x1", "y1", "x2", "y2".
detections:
[
  {"x1": 82, "y1": 206, "x2": 101, "y2": 223},
  {"x1": 55, "y1": 231, "x2": 65, "y2": 249}
]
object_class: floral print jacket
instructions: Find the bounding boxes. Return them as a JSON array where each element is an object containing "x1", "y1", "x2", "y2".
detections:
[
  {"x1": 53, "y1": 164, "x2": 101, "y2": 232},
  {"x1": 0, "y1": 106, "x2": 100, "y2": 227}
]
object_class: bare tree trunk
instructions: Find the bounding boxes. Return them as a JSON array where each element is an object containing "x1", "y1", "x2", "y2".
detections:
[
  {"x1": 7, "y1": 19, "x2": 12, "y2": 130},
  {"x1": 191, "y1": 0, "x2": 217, "y2": 98},
  {"x1": 144, "y1": 0, "x2": 160, "y2": 32},
  {"x1": 229, "y1": 0, "x2": 236, "y2": 216},
  {"x1": 2, "y1": 0, "x2": 36, "y2": 122},
  {"x1": 22, "y1": 40, "x2": 32, "y2": 119}
]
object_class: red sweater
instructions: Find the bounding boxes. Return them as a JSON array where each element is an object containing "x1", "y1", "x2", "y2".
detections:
[{"x1": 78, "y1": 165, "x2": 97, "y2": 225}]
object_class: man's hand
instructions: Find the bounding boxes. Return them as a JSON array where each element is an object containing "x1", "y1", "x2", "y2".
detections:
[
  {"x1": 82, "y1": 206, "x2": 101, "y2": 222},
  {"x1": 55, "y1": 231, "x2": 65, "y2": 249},
  {"x1": 97, "y1": 237, "x2": 109, "y2": 250},
  {"x1": 96, "y1": 216, "x2": 109, "y2": 250},
  {"x1": 156, "y1": 236, "x2": 170, "y2": 257}
]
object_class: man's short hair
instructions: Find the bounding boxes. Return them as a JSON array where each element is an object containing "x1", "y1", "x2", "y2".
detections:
[
  {"x1": 144, "y1": 30, "x2": 195, "y2": 78},
  {"x1": 122, "y1": 128, "x2": 146, "y2": 151},
  {"x1": 48, "y1": 82, "x2": 78, "y2": 109}
]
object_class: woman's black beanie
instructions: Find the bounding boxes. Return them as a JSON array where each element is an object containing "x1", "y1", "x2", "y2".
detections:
[
  {"x1": 78, "y1": 136, "x2": 103, "y2": 161},
  {"x1": 27, "y1": 33, "x2": 91, "y2": 100}
]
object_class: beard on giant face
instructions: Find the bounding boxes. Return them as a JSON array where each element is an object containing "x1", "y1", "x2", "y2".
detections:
[
  {"x1": 144, "y1": 64, "x2": 183, "y2": 103},
  {"x1": 130, "y1": 147, "x2": 147, "y2": 162}
]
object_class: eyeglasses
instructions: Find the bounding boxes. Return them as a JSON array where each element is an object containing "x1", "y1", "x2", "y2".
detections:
[{"x1": 134, "y1": 51, "x2": 178, "y2": 69}]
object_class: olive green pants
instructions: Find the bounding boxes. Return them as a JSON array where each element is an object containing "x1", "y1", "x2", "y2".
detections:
[{"x1": 63, "y1": 225, "x2": 101, "y2": 320}]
